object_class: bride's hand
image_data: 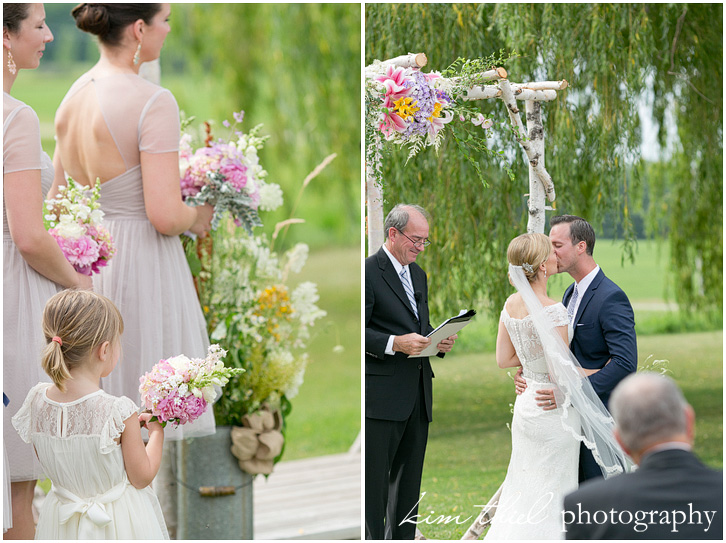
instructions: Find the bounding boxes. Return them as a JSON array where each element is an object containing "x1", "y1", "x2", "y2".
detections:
[
  {"x1": 514, "y1": 367, "x2": 527, "y2": 395},
  {"x1": 393, "y1": 333, "x2": 431, "y2": 356},
  {"x1": 535, "y1": 388, "x2": 558, "y2": 410}
]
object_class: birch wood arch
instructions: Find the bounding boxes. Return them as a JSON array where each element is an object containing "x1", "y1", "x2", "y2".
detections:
[
  {"x1": 365, "y1": 53, "x2": 568, "y2": 540},
  {"x1": 366, "y1": 52, "x2": 567, "y2": 252}
]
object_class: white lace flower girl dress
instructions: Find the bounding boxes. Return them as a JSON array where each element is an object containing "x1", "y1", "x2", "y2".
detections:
[{"x1": 12, "y1": 383, "x2": 168, "y2": 539}]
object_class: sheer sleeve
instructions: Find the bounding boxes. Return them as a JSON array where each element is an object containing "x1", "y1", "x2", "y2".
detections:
[
  {"x1": 3, "y1": 105, "x2": 42, "y2": 174},
  {"x1": 100, "y1": 396, "x2": 139, "y2": 454},
  {"x1": 10, "y1": 383, "x2": 48, "y2": 444},
  {"x1": 139, "y1": 89, "x2": 180, "y2": 154},
  {"x1": 546, "y1": 303, "x2": 569, "y2": 327}
]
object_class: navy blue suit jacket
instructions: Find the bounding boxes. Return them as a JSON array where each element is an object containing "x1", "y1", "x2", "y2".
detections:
[
  {"x1": 564, "y1": 269, "x2": 637, "y2": 407},
  {"x1": 365, "y1": 247, "x2": 435, "y2": 422}
]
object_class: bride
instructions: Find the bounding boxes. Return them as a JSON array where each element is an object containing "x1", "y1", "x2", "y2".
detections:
[{"x1": 484, "y1": 233, "x2": 631, "y2": 540}]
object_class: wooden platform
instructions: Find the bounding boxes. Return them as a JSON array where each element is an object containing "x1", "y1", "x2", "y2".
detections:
[{"x1": 253, "y1": 451, "x2": 361, "y2": 540}]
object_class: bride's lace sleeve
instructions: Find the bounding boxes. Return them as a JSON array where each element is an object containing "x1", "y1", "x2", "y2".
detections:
[
  {"x1": 10, "y1": 383, "x2": 48, "y2": 443},
  {"x1": 100, "y1": 396, "x2": 140, "y2": 454},
  {"x1": 546, "y1": 303, "x2": 569, "y2": 327},
  {"x1": 139, "y1": 89, "x2": 180, "y2": 155}
]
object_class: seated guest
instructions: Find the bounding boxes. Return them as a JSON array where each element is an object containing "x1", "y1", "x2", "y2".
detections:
[{"x1": 563, "y1": 372, "x2": 722, "y2": 540}]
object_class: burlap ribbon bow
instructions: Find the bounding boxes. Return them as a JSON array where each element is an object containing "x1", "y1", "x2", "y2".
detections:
[{"x1": 230, "y1": 406, "x2": 284, "y2": 475}]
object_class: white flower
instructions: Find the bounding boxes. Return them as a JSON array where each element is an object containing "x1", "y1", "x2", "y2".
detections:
[
  {"x1": 201, "y1": 385, "x2": 217, "y2": 403},
  {"x1": 167, "y1": 355, "x2": 191, "y2": 373},
  {"x1": 291, "y1": 282, "x2": 326, "y2": 325},
  {"x1": 55, "y1": 215, "x2": 85, "y2": 238},
  {"x1": 258, "y1": 182, "x2": 283, "y2": 211},
  {"x1": 89, "y1": 209, "x2": 104, "y2": 225},
  {"x1": 286, "y1": 243, "x2": 309, "y2": 274}
]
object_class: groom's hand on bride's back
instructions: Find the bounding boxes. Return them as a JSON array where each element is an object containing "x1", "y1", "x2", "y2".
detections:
[
  {"x1": 393, "y1": 333, "x2": 431, "y2": 356},
  {"x1": 514, "y1": 367, "x2": 527, "y2": 394}
]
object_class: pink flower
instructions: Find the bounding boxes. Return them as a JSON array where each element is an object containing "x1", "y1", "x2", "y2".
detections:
[
  {"x1": 375, "y1": 65, "x2": 412, "y2": 105},
  {"x1": 379, "y1": 110, "x2": 407, "y2": 139},
  {"x1": 50, "y1": 231, "x2": 100, "y2": 277},
  {"x1": 428, "y1": 109, "x2": 454, "y2": 139}
]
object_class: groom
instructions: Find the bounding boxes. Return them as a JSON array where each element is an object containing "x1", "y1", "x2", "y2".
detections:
[
  {"x1": 365, "y1": 204, "x2": 456, "y2": 539},
  {"x1": 516, "y1": 215, "x2": 637, "y2": 481}
]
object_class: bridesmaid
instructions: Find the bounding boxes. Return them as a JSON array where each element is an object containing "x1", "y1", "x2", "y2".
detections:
[
  {"x1": 50, "y1": 3, "x2": 215, "y2": 440},
  {"x1": 3, "y1": 3, "x2": 92, "y2": 539}
]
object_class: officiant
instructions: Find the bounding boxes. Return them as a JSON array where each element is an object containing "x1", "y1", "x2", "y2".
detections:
[{"x1": 364, "y1": 203, "x2": 456, "y2": 540}]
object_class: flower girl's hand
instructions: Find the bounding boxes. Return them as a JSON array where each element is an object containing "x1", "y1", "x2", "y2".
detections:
[{"x1": 138, "y1": 412, "x2": 164, "y2": 433}]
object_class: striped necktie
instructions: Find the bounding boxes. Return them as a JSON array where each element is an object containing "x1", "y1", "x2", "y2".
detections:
[
  {"x1": 400, "y1": 268, "x2": 419, "y2": 319},
  {"x1": 567, "y1": 284, "x2": 579, "y2": 322}
]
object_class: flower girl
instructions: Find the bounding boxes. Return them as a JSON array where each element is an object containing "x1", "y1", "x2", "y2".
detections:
[{"x1": 11, "y1": 289, "x2": 168, "y2": 539}]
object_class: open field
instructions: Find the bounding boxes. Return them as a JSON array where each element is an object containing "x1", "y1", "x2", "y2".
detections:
[{"x1": 414, "y1": 330, "x2": 723, "y2": 539}]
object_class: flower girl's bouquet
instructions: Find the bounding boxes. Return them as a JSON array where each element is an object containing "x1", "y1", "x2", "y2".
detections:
[
  {"x1": 138, "y1": 344, "x2": 244, "y2": 427},
  {"x1": 179, "y1": 110, "x2": 283, "y2": 234},
  {"x1": 44, "y1": 178, "x2": 115, "y2": 276}
]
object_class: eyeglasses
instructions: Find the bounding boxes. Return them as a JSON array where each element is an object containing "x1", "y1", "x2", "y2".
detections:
[{"x1": 396, "y1": 228, "x2": 431, "y2": 248}]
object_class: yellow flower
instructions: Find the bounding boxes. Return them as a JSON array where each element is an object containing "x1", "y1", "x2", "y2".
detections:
[
  {"x1": 393, "y1": 97, "x2": 419, "y2": 120},
  {"x1": 427, "y1": 102, "x2": 442, "y2": 122}
]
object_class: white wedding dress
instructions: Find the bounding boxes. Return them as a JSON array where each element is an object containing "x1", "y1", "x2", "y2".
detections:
[{"x1": 484, "y1": 299, "x2": 579, "y2": 540}]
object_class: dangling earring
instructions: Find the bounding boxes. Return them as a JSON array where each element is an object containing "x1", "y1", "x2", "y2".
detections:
[
  {"x1": 133, "y1": 41, "x2": 142, "y2": 65},
  {"x1": 7, "y1": 49, "x2": 16, "y2": 75},
  {"x1": 544, "y1": 268, "x2": 547, "y2": 280}
]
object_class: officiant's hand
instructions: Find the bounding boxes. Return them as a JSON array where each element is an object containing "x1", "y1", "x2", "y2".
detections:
[
  {"x1": 535, "y1": 388, "x2": 557, "y2": 411},
  {"x1": 436, "y1": 334, "x2": 457, "y2": 353},
  {"x1": 514, "y1": 367, "x2": 527, "y2": 395},
  {"x1": 393, "y1": 333, "x2": 431, "y2": 356}
]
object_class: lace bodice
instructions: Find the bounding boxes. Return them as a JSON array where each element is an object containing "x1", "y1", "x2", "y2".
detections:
[
  {"x1": 13, "y1": 383, "x2": 138, "y2": 455},
  {"x1": 500, "y1": 298, "x2": 570, "y2": 380}
]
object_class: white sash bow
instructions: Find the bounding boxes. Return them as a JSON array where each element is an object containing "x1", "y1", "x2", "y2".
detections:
[{"x1": 53, "y1": 480, "x2": 129, "y2": 539}]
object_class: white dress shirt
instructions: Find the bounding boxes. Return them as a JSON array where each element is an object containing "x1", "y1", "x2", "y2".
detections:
[
  {"x1": 381, "y1": 244, "x2": 414, "y2": 355},
  {"x1": 569, "y1": 265, "x2": 600, "y2": 322}
]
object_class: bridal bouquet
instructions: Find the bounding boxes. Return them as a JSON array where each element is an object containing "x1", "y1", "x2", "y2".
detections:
[
  {"x1": 44, "y1": 178, "x2": 115, "y2": 276},
  {"x1": 138, "y1": 344, "x2": 245, "y2": 427},
  {"x1": 179, "y1": 110, "x2": 283, "y2": 234}
]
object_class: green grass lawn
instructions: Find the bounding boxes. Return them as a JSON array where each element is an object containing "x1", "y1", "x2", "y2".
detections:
[
  {"x1": 416, "y1": 330, "x2": 723, "y2": 540},
  {"x1": 281, "y1": 245, "x2": 361, "y2": 459}
]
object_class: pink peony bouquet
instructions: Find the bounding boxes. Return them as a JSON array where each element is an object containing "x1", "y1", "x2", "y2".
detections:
[
  {"x1": 44, "y1": 178, "x2": 115, "y2": 276},
  {"x1": 138, "y1": 344, "x2": 245, "y2": 427},
  {"x1": 179, "y1": 110, "x2": 282, "y2": 234}
]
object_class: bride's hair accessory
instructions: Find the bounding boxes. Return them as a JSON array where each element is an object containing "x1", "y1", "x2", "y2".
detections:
[
  {"x1": 7, "y1": 50, "x2": 17, "y2": 75},
  {"x1": 133, "y1": 41, "x2": 142, "y2": 65},
  {"x1": 507, "y1": 233, "x2": 550, "y2": 282},
  {"x1": 51, "y1": 336, "x2": 63, "y2": 346},
  {"x1": 508, "y1": 263, "x2": 634, "y2": 478}
]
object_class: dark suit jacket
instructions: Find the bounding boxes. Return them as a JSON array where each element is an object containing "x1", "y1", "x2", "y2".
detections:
[
  {"x1": 365, "y1": 247, "x2": 435, "y2": 422},
  {"x1": 564, "y1": 268, "x2": 637, "y2": 407},
  {"x1": 564, "y1": 448, "x2": 723, "y2": 539}
]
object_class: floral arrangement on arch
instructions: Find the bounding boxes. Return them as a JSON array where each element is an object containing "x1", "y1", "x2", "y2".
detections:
[{"x1": 365, "y1": 53, "x2": 515, "y2": 187}]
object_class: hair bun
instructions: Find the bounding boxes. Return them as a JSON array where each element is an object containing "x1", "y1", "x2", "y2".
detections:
[{"x1": 72, "y1": 3, "x2": 111, "y2": 38}]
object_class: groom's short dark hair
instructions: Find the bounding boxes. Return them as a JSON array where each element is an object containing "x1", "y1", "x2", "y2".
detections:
[{"x1": 550, "y1": 215, "x2": 596, "y2": 256}]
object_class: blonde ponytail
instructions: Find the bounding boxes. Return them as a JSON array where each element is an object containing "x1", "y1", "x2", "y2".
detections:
[
  {"x1": 41, "y1": 339, "x2": 72, "y2": 392},
  {"x1": 41, "y1": 289, "x2": 124, "y2": 392}
]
